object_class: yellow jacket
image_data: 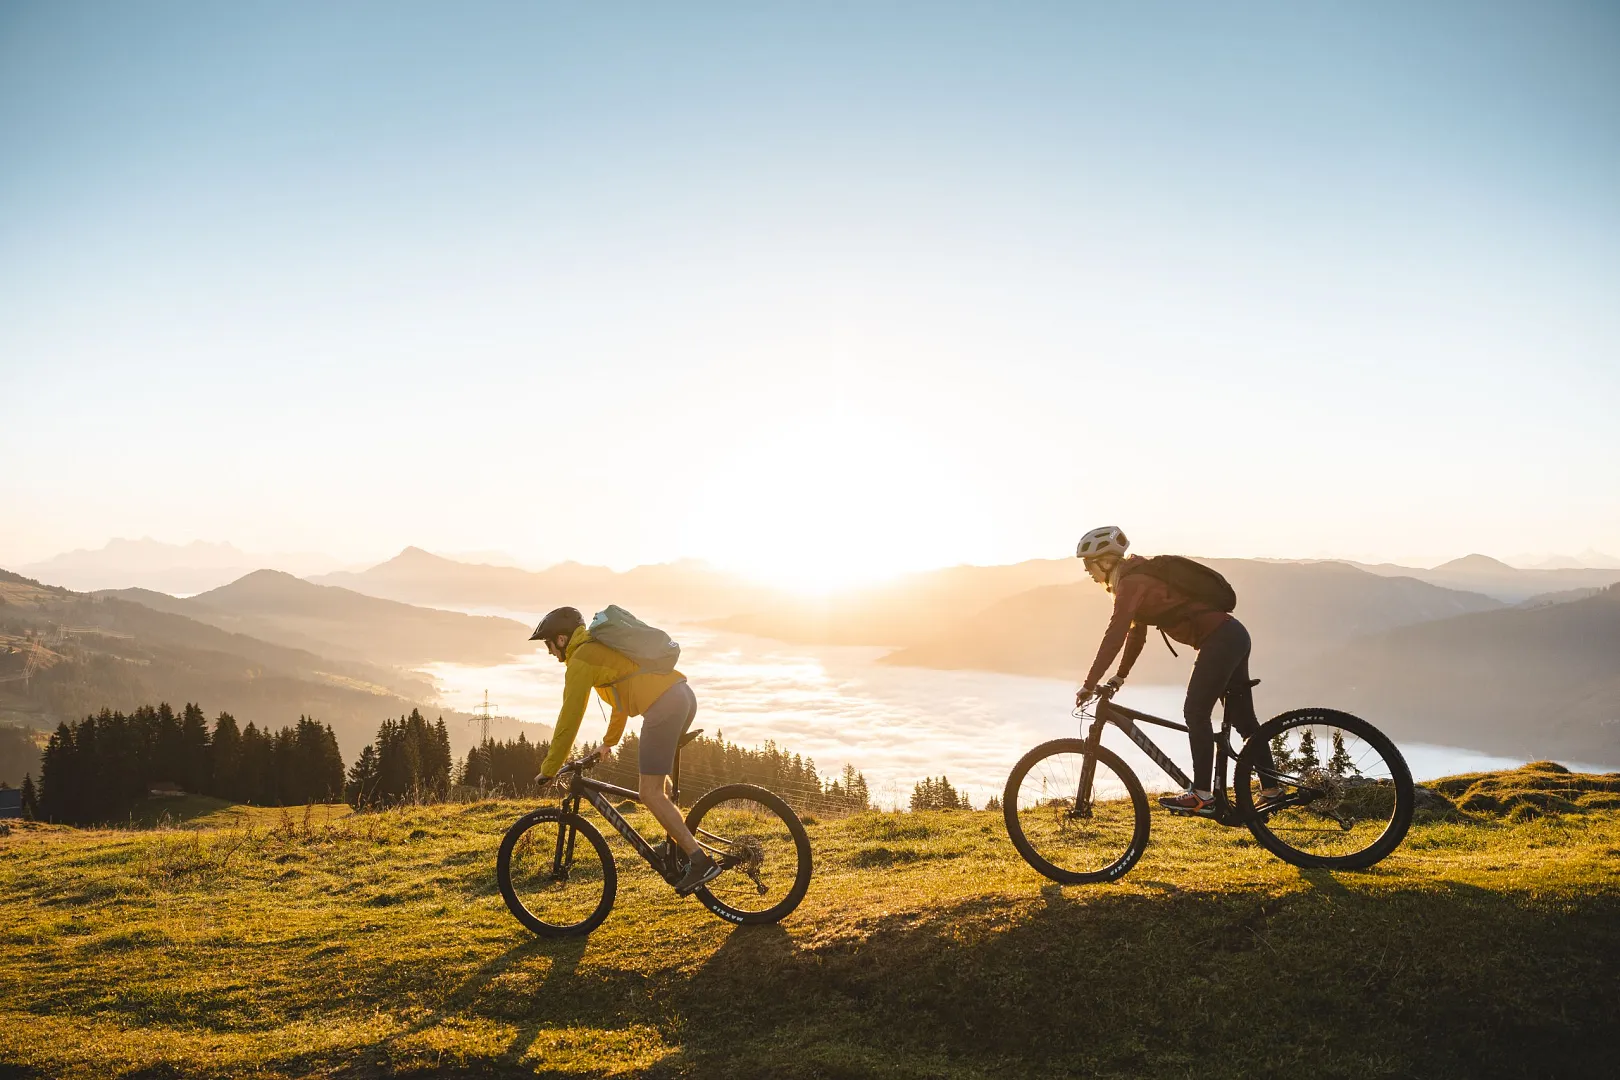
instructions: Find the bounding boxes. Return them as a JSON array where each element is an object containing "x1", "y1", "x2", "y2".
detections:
[{"x1": 541, "y1": 624, "x2": 686, "y2": 776}]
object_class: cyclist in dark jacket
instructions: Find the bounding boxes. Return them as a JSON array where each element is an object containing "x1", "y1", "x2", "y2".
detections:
[{"x1": 1074, "y1": 526, "x2": 1280, "y2": 815}]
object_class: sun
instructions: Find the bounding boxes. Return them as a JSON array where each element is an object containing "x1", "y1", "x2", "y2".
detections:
[{"x1": 680, "y1": 410, "x2": 975, "y2": 595}]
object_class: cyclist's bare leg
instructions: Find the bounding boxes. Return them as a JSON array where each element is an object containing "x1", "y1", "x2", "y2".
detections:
[{"x1": 639, "y1": 773, "x2": 701, "y2": 855}]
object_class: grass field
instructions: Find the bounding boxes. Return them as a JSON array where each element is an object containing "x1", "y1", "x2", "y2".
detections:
[{"x1": 2, "y1": 765, "x2": 1618, "y2": 1079}]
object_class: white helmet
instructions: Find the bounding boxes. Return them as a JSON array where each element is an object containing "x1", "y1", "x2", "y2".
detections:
[{"x1": 1076, "y1": 525, "x2": 1129, "y2": 561}]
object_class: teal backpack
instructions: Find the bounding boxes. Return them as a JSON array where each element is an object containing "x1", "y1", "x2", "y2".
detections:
[{"x1": 587, "y1": 605, "x2": 681, "y2": 674}]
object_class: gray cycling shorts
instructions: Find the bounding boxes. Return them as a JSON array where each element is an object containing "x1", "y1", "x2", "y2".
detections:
[{"x1": 638, "y1": 680, "x2": 696, "y2": 777}]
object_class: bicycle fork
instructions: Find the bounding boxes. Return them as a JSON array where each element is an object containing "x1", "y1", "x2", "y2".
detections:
[
  {"x1": 552, "y1": 794, "x2": 581, "y2": 880},
  {"x1": 1074, "y1": 717, "x2": 1108, "y2": 815}
]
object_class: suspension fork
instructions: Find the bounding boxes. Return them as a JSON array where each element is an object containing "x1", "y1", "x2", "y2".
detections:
[
  {"x1": 553, "y1": 789, "x2": 582, "y2": 874},
  {"x1": 1075, "y1": 712, "x2": 1109, "y2": 812}
]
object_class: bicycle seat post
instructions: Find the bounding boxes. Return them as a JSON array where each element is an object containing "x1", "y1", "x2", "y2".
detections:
[
  {"x1": 671, "y1": 728, "x2": 703, "y2": 807},
  {"x1": 671, "y1": 742, "x2": 680, "y2": 805}
]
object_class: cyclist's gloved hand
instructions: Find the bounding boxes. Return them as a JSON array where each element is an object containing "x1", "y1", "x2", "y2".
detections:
[
  {"x1": 1076, "y1": 684, "x2": 1097, "y2": 708},
  {"x1": 1102, "y1": 676, "x2": 1125, "y2": 695},
  {"x1": 534, "y1": 772, "x2": 555, "y2": 790}
]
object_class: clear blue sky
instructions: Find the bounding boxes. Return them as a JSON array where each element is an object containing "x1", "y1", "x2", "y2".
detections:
[{"x1": 3, "y1": 2, "x2": 1617, "y2": 583}]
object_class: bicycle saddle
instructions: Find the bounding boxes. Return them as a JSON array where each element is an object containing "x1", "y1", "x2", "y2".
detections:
[{"x1": 678, "y1": 728, "x2": 704, "y2": 749}]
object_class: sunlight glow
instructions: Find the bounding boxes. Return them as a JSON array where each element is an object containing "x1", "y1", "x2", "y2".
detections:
[{"x1": 679, "y1": 408, "x2": 985, "y2": 594}]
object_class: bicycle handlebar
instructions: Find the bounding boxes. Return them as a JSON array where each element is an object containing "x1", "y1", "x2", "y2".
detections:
[
  {"x1": 558, "y1": 746, "x2": 608, "y2": 776},
  {"x1": 1071, "y1": 682, "x2": 1118, "y2": 719}
]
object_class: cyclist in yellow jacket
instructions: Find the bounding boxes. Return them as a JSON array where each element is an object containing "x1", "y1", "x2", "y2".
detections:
[{"x1": 530, "y1": 606, "x2": 721, "y2": 895}]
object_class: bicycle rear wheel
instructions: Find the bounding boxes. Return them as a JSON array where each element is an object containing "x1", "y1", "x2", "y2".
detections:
[
  {"x1": 1003, "y1": 740, "x2": 1149, "y2": 885},
  {"x1": 685, "y1": 784, "x2": 812, "y2": 925},
  {"x1": 497, "y1": 808, "x2": 617, "y2": 937},
  {"x1": 1233, "y1": 709, "x2": 1414, "y2": 870}
]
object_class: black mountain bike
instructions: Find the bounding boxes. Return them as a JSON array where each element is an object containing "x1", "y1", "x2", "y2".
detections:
[
  {"x1": 497, "y1": 729, "x2": 813, "y2": 936},
  {"x1": 1003, "y1": 684, "x2": 1414, "y2": 884}
]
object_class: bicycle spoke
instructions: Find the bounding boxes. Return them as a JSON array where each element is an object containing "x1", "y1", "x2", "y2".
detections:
[
  {"x1": 1005, "y1": 742, "x2": 1147, "y2": 884},
  {"x1": 1240, "y1": 711, "x2": 1412, "y2": 868},
  {"x1": 685, "y1": 788, "x2": 811, "y2": 920},
  {"x1": 506, "y1": 816, "x2": 611, "y2": 930}
]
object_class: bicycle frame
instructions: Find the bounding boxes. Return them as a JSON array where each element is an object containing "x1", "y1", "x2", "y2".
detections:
[
  {"x1": 548, "y1": 734, "x2": 738, "y2": 878},
  {"x1": 559, "y1": 773, "x2": 667, "y2": 871},
  {"x1": 1077, "y1": 693, "x2": 1273, "y2": 825}
]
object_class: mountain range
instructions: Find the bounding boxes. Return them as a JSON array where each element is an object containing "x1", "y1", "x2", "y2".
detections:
[
  {"x1": 877, "y1": 558, "x2": 1506, "y2": 683},
  {"x1": 8, "y1": 541, "x2": 1619, "y2": 768},
  {"x1": 98, "y1": 570, "x2": 531, "y2": 668},
  {"x1": 1348, "y1": 554, "x2": 1620, "y2": 603},
  {"x1": 19, "y1": 538, "x2": 350, "y2": 595},
  {"x1": 1268, "y1": 585, "x2": 1620, "y2": 764},
  {"x1": 310, "y1": 546, "x2": 788, "y2": 622},
  {"x1": 0, "y1": 569, "x2": 548, "y2": 761}
]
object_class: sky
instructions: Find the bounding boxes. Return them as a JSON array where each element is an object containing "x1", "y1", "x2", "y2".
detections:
[{"x1": 3, "y1": 1, "x2": 1618, "y2": 589}]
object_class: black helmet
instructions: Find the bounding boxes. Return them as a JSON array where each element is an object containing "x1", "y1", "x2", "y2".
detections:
[{"x1": 530, "y1": 606, "x2": 584, "y2": 642}]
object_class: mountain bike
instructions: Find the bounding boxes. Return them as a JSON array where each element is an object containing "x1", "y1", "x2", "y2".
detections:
[
  {"x1": 497, "y1": 729, "x2": 813, "y2": 936},
  {"x1": 1003, "y1": 684, "x2": 1414, "y2": 884}
]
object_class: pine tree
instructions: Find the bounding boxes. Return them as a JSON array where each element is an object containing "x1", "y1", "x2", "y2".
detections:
[
  {"x1": 1328, "y1": 730, "x2": 1358, "y2": 777},
  {"x1": 347, "y1": 745, "x2": 380, "y2": 807},
  {"x1": 1269, "y1": 732, "x2": 1294, "y2": 771},
  {"x1": 152, "y1": 702, "x2": 184, "y2": 786},
  {"x1": 210, "y1": 713, "x2": 242, "y2": 798},
  {"x1": 179, "y1": 703, "x2": 211, "y2": 795},
  {"x1": 39, "y1": 721, "x2": 75, "y2": 822},
  {"x1": 238, "y1": 723, "x2": 272, "y2": 804},
  {"x1": 20, "y1": 773, "x2": 38, "y2": 820},
  {"x1": 984, "y1": 794, "x2": 1002, "y2": 812},
  {"x1": 1298, "y1": 729, "x2": 1320, "y2": 771},
  {"x1": 430, "y1": 718, "x2": 453, "y2": 798}
]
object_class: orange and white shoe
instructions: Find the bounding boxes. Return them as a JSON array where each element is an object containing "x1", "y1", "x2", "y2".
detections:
[{"x1": 1158, "y1": 790, "x2": 1217, "y2": 816}]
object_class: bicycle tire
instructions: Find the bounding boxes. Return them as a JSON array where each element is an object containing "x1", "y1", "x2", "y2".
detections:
[
  {"x1": 1003, "y1": 740, "x2": 1149, "y2": 885},
  {"x1": 1233, "y1": 708, "x2": 1414, "y2": 870},
  {"x1": 497, "y1": 808, "x2": 617, "y2": 937},
  {"x1": 685, "y1": 784, "x2": 813, "y2": 925}
]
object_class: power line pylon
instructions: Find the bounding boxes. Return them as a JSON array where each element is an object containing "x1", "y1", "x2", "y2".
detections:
[{"x1": 469, "y1": 690, "x2": 498, "y2": 747}]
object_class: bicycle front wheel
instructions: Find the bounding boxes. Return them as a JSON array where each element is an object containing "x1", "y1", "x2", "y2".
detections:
[
  {"x1": 685, "y1": 784, "x2": 813, "y2": 925},
  {"x1": 1003, "y1": 740, "x2": 1149, "y2": 885},
  {"x1": 497, "y1": 808, "x2": 617, "y2": 937},
  {"x1": 1233, "y1": 708, "x2": 1414, "y2": 870}
]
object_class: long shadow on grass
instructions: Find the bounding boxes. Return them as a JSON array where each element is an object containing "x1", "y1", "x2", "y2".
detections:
[
  {"x1": 339, "y1": 935, "x2": 590, "y2": 1077},
  {"x1": 665, "y1": 880, "x2": 1620, "y2": 1080}
]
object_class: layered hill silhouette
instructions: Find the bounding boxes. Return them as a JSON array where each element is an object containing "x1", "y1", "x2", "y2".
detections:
[
  {"x1": 20, "y1": 537, "x2": 345, "y2": 595},
  {"x1": 0, "y1": 570, "x2": 546, "y2": 760},
  {"x1": 1268, "y1": 584, "x2": 1620, "y2": 764},
  {"x1": 1351, "y1": 553, "x2": 1620, "y2": 604},
  {"x1": 99, "y1": 570, "x2": 530, "y2": 668},
  {"x1": 878, "y1": 559, "x2": 1504, "y2": 682},
  {"x1": 311, "y1": 546, "x2": 787, "y2": 621},
  {"x1": 708, "y1": 558, "x2": 1091, "y2": 645}
]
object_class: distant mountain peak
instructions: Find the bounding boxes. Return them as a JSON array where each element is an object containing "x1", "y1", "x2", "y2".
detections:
[
  {"x1": 194, "y1": 568, "x2": 323, "y2": 602},
  {"x1": 391, "y1": 546, "x2": 453, "y2": 564},
  {"x1": 1435, "y1": 554, "x2": 1515, "y2": 572}
]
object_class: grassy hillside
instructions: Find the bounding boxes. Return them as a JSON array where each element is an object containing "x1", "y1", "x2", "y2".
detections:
[{"x1": 3, "y1": 766, "x2": 1617, "y2": 1079}]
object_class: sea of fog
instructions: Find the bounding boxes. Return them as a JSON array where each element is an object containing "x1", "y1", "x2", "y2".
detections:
[{"x1": 419, "y1": 619, "x2": 1596, "y2": 810}]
